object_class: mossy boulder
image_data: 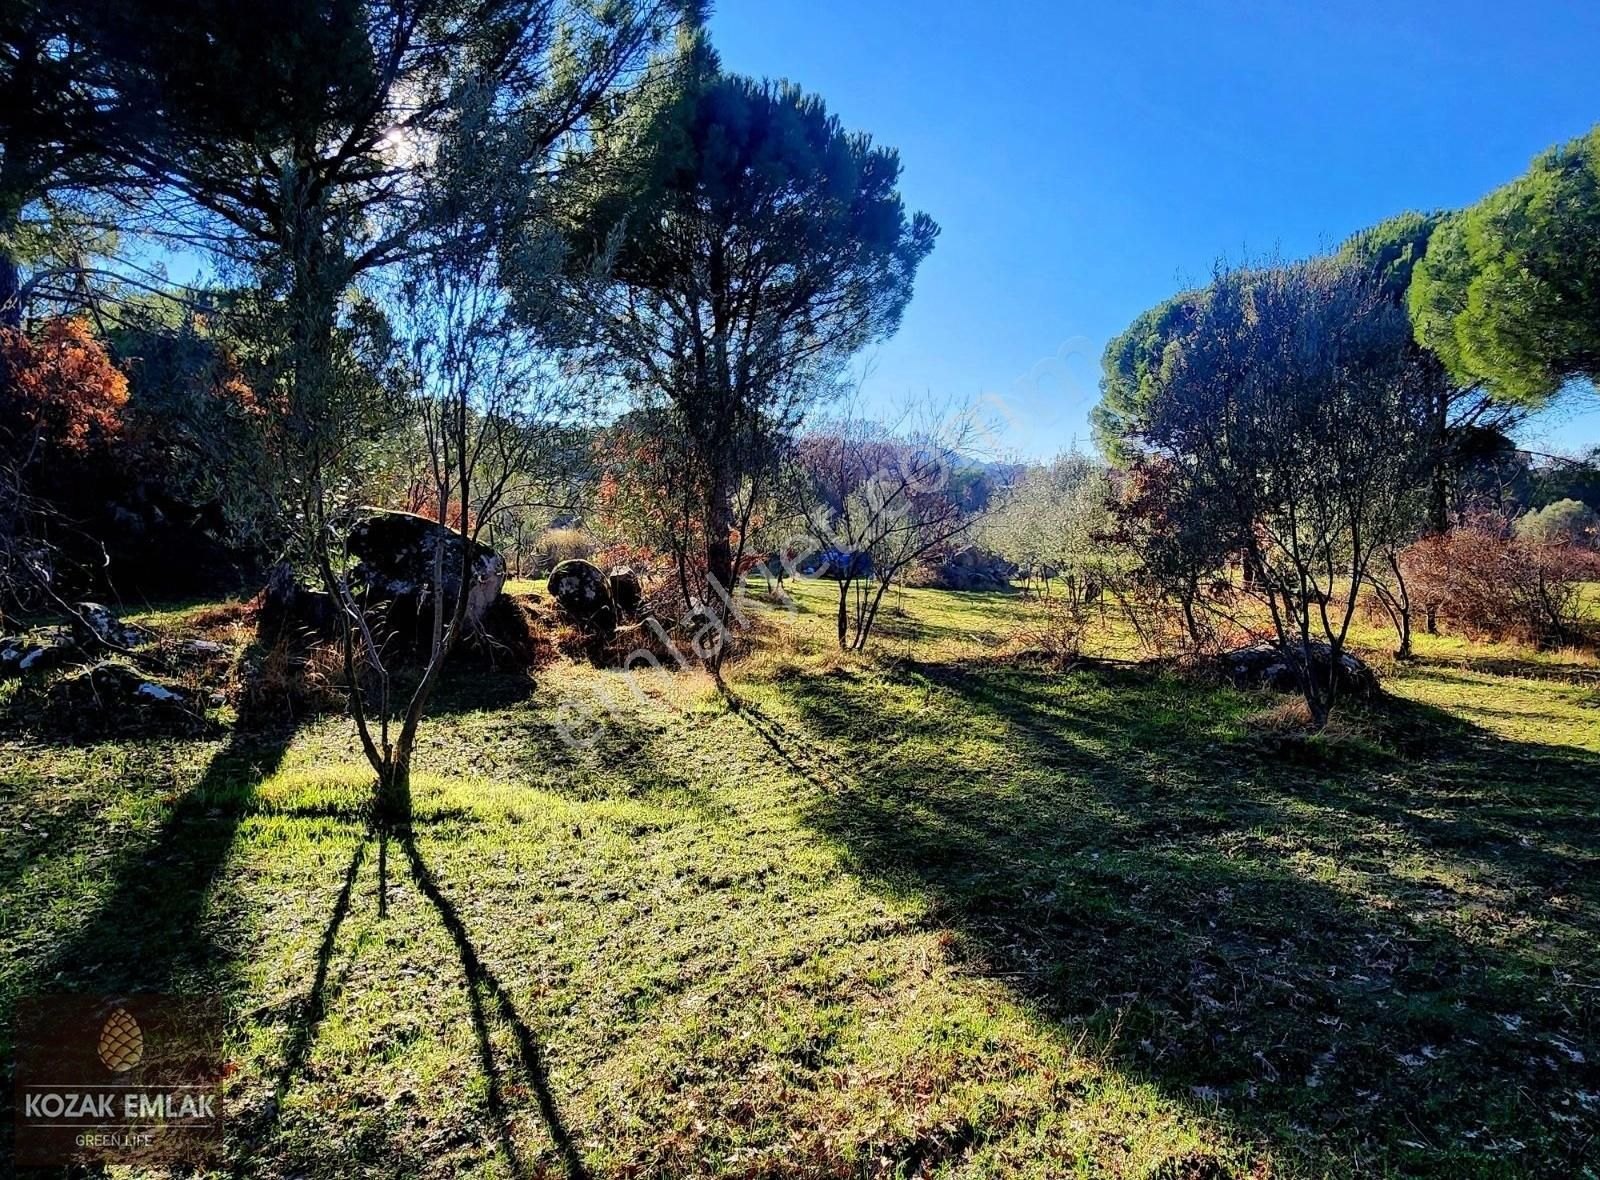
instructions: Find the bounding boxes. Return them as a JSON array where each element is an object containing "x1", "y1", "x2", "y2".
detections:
[
  {"x1": 348, "y1": 509, "x2": 507, "y2": 627},
  {"x1": 1219, "y1": 642, "x2": 1379, "y2": 698}
]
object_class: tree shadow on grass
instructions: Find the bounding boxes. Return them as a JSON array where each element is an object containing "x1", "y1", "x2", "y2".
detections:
[
  {"x1": 207, "y1": 814, "x2": 587, "y2": 1179},
  {"x1": 768, "y1": 657, "x2": 1600, "y2": 1177},
  {"x1": 401, "y1": 828, "x2": 591, "y2": 1180},
  {"x1": 422, "y1": 665, "x2": 541, "y2": 717},
  {"x1": 6, "y1": 674, "x2": 588, "y2": 1176},
  {"x1": 0, "y1": 718, "x2": 301, "y2": 1167},
  {"x1": 1409, "y1": 650, "x2": 1600, "y2": 688},
  {"x1": 20, "y1": 721, "x2": 300, "y2": 997}
]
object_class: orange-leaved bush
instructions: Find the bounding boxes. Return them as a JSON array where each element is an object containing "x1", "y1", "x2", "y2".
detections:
[{"x1": 0, "y1": 317, "x2": 129, "y2": 458}]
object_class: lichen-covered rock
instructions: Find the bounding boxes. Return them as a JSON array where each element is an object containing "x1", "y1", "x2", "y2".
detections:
[
  {"x1": 927, "y1": 546, "x2": 1015, "y2": 591},
  {"x1": 84, "y1": 661, "x2": 185, "y2": 703},
  {"x1": 1219, "y1": 642, "x2": 1379, "y2": 698},
  {"x1": 348, "y1": 509, "x2": 507, "y2": 627},
  {"x1": 71, "y1": 602, "x2": 143, "y2": 650},
  {"x1": 1, "y1": 629, "x2": 75, "y2": 678},
  {"x1": 608, "y1": 567, "x2": 644, "y2": 619},
  {"x1": 44, "y1": 660, "x2": 207, "y2": 736},
  {"x1": 547, "y1": 559, "x2": 615, "y2": 630},
  {"x1": 0, "y1": 635, "x2": 28, "y2": 677}
]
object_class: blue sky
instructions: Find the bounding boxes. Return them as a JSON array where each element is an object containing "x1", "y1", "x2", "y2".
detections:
[{"x1": 711, "y1": 0, "x2": 1600, "y2": 459}]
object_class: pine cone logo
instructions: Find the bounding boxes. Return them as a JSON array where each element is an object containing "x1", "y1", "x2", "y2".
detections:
[{"x1": 97, "y1": 1008, "x2": 143, "y2": 1072}]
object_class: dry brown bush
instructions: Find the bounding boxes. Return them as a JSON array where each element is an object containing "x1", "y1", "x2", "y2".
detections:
[
  {"x1": 536, "y1": 527, "x2": 595, "y2": 570},
  {"x1": 1403, "y1": 520, "x2": 1600, "y2": 648},
  {"x1": 1005, "y1": 603, "x2": 1089, "y2": 668},
  {"x1": 241, "y1": 634, "x2": 348, "y2": 722}
]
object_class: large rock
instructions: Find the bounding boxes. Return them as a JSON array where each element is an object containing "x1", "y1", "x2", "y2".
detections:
[
  {"x1": 1, "y1": 629, "x2": 75, "y2": 678},
  {"x1": 347, "y1": 509, "x2": 507, "y2": 628},
  {"x1": 78, "y1": 660, "x2": 187, "y2": 706},
  {"x1": 0, "y1": 635, "x2": 30, "y2": 677},
  {"x1": 928, "y1": 546, "x2": 1015, "y2": 591},
  {"x1": 547, "y1": 559, "x2": 615, "y2": 630},
  {"x1": 1219, "y1": 642, "x2": 1379, "y2": 698},
  {"x1": 257, "y1": 563, "x2": 339, "y2": 640},
  {"x1": 608, "y1": 566, "x2": 644, "y2": 619},
  {"x1": 46, "y1": 660, "x2": 206, "y2": 737},
  {"x1": 71, "y1": 602, "x2": 144, "y2": 651}
]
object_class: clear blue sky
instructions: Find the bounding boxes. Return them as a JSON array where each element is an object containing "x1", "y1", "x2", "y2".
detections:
[{"x1": 711, "y1": 0, "x2": 1600, "y2": 459}]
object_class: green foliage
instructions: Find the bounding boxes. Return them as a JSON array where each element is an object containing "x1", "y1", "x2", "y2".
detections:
[
  {"x1": 1092, "y1": 289, "x2": 1205, "y2": 464},
  {"x1": 1530, "y1": 446, "x2": 1600, "y2": 512},
  {"x1": 1334, "y1": 209, "x2": 1442, "y2": 304},
  {"x1": 1514, "y1": 496, "x2": 1599, "y2": 546},
  {"x1": 566, "y1": 37, "x2": 937, "y2": 592},
  {"x1": 1117, "y1": 259, "x2": 1439, "y2": 719},
  {"x1": 1409, "y1": 124, "x2": 1600, "y2": 404},
  {"x1": 982, "y1": 451, "x2": 1115, "y2": 592},
  {"x1": 0, "y1": 0, "x2": 147, "y2": 323},
  {"x1": 108, "y1": 301, "x2": 284, "y2": 551}
]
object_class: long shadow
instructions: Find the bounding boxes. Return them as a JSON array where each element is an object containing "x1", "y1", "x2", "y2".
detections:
[
  {"x1": 0, "y1": 715, "x2": 301, "y2": 1170},
  {"x1": 402, "y1": 829, "x2": 590, "y2": 1180},
  {"x1": 774, "y1": 656, "x2": 1600, "y2": 1177},
  {"x1": 732, "y1": 695, "x2": 848, "y2": 794},
  {"x1": 16, "y1": 720, "x2": 299, "y2": 997},
  {"x1": 247, "y1": 837, "x2": 369, "y2": 1138},
  {"x1": 1411, "y1": 651, "x2": 1600, "y2": 687}
]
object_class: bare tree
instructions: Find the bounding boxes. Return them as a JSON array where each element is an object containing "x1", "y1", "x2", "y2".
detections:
[
  {"x1": 314, "y1": 227, "x2": 584, "y2": 824},
  {"x1": 783, "y1": 399, "x2": 985, "y2": 651}
]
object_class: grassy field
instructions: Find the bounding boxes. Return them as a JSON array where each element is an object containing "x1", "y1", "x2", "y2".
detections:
[{"x1": 2, "y1": 580, "x2": 1598, "y2": 1177}]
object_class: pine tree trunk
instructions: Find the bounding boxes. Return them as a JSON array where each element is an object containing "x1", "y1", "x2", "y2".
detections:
[{"x1": 1428, "y1": 385, "x2": 1451, "y2": 534}]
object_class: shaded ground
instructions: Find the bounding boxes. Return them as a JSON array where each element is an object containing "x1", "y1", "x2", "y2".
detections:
[{"x1": 1, "y1": 581, "x2": 1596, "y2": 1177}]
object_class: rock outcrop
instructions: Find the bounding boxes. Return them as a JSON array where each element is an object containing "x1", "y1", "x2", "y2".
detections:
[
  {"x1": 608, "y1": 567, "x2": 644, "y2": 619},
  {"x1": 71, "y1": 602, "x2": 144, "y2": 651},
  {"x1": 348, "y1": 509, "x2": 507, "y2": 628},
  {"x1": 1219, "y1": 642, "x2": 1379, "y2": 698},
  {"x1": 927, "y1": 546, "x2": 1015, "y2": 591},
  {"x1": 547, "y1": 559, "x2": 615, "y2": 630}
]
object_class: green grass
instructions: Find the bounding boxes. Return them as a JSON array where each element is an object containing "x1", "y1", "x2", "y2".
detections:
[{"x1": 2, "y1": 581, "x2": 1597, "y2": 1177}]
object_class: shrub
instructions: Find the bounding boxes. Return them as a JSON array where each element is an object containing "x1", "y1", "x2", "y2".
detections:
[
  {"x1": 241, "y1": 634, "x2": 348, "y2": 723},
  {"x1": 1402, "y1": 521, "x2": 1597, "y2": 647},
  {"x1": 536, "y1": 527, "x2": 594, "y2": 571},
  {"x1": 0, "y1": 317, "x2": 129, "y2": 459},
  {"x1": 1515, "y1": 498, "x2": 1599, "y2": 547},
  {"x1": 1006, "y1": 603, "x2": 1088, "y2": 668}
]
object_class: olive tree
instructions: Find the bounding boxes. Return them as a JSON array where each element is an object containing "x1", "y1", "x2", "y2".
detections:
[
  {"x1": 983, "y1": 452, "x2": 1113, "y2": 602},
  {"x1": 1110, "y1": 259, "x2": 1438, "y2": 727}
]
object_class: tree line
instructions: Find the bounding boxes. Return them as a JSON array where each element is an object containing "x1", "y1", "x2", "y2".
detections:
[
  {"x1": 1076, "y1": 128, "x2": 1600, "y2": 726},
  {"x1": 0, "y1": 0, "x2": 978, "y2": 818}
]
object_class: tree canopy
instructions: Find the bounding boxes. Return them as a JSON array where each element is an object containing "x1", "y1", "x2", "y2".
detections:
[
  {"x1": 565, "y1": 35, "x2": 937, "y2": 601},
  {"x1": 1409, "y1": 124, "x2": 1600, "y2": 405}
]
